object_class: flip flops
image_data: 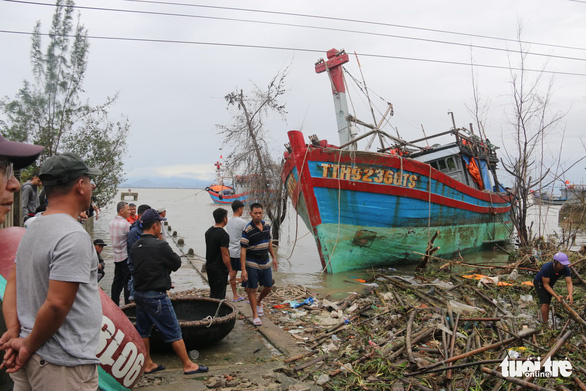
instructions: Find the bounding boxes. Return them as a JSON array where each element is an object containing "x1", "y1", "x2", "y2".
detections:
[
  {"x1": 252, "y1": 317, "x2": 262, "y2": 326},
  {"x1": 144, "y1": 364, "x2": 165, "y2": 374},
  {"x1": 184, "y1": 365, "x2": 209, "y2": 375},
  {"x1": 233, "y1": 296, "x2": 245, "y2": 302},
  {"x1": 256, "y1": 305, "x2": 264, "y2": 316}
]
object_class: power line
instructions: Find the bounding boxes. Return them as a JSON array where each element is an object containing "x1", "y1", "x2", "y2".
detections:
[
  {"x1": 3, "y1": 0, "x2": 586, "y2": 64},
  {"x1": 118, "y1": 0, "x2": 586, "y2": 53},
  {"x1": 2, "y1": 29, "x2": 586, "y2": 77}
]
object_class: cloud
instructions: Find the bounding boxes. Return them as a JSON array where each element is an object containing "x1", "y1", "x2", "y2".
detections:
[{"x1": 128, "y1": 164, "x2": 216, "y2": 181}]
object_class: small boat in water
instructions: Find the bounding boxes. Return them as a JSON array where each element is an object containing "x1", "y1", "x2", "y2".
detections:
[
  {"x1": 206, "y1": 160, "x2": 248, "y2": 204},
  {"x1": 122, "y1": 297, "x2": 237, "y2": 351},
  {"x1": 281, "y1": 49, "x2": 513, "y2": 274}
]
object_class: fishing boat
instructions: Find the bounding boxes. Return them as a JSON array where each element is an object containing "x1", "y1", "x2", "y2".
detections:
[
  {"x1": 281, "y1": 49, "x2": 513, "y2": 274},
  {"x1": 531, "y1": 190, "x2": 567, "y2": 206},
  {"x1": 206, "y1": 160, "x2": 248, "y2": 204}
]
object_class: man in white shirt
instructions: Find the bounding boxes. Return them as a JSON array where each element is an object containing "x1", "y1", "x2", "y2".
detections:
[
  {"x1": 224, "y1": 200, "x2": 248, "y2": 302},
  {"x1": 109, "y1": 201, "x2": 131, "y2": 306}
]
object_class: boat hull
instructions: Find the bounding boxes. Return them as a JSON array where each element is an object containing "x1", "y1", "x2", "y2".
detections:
[
  {"x1": 207, "y1": 190, "x2": 248, "y2": 204},
  {"x1": 282, "y1": 130, "x2": 513, "y2": 273}
]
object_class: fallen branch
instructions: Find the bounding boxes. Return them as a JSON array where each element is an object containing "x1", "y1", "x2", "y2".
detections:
[
  {"x1": 405, "y1": 359, "x2": 502, "y2": 376},
  {"x1": 294, "y1": 355, "x2": 325, "y2": 371},
  {"x1": 417, "y1": 328, "x2": 536, "y2": 373}
]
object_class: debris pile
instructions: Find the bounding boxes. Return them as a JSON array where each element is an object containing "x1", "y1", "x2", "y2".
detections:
[{"x1": 261, "y1": 262, "x2": 586, "y2": 390}]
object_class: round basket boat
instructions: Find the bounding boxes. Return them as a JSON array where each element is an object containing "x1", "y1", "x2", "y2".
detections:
[{"x1": 122, "y1": 296, "x2": 237, "y2": 351}]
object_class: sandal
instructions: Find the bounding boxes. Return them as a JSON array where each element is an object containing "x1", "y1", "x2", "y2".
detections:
[
  {"x1": 233, "y1": 296, "x2": 245, "y2": 302},
  {"x1": 252, "y1": 317, "x2": 262, "y2": 326},
  {"x1": 257, "y1": 305, "x2": 264, "y2": 316}
]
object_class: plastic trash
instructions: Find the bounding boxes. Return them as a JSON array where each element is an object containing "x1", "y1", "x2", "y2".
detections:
[
  {"x1": 290, "y1": 297, "x2": 314, "y2": 308},
  {"x1": 520, "y1": 294, "x2": 533, "y2": 302}
]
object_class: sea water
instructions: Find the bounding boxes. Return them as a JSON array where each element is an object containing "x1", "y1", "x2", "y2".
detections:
[{"x1": 92, "y1": 188, "x2": 584, "y2": 298}]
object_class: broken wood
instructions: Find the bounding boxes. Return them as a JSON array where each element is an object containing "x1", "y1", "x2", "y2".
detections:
[
  {"x1": 294, "y1": 355, "x2": 325, "y2": 371},
  {"x1": 406, "y1": 310, "x2": 416, "y2": 364},
  {"x1": 417, "y1": 328, "x2": 536, "y2": 373},
  {"x1": 284, "y1": 350, "x2": 318, "y2": 363},
  {"x1": 416, "y1": 230, "x2": 440, "y2": 270}
]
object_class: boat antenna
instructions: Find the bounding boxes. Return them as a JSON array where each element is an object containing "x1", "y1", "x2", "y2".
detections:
[
  {"x1": 420, "y1": 124, "x2": 430, "y2": 147},
  {"x1": 353, "y1": 51, "x2": 385, "y2": 150},
  {"x1": 448, "y1": 111, "x2": 457, "y2": 130}
]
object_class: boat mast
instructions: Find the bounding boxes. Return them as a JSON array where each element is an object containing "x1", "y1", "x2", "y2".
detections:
[{"x1": 315, "y1": 49, "x2": 357, "y2": 149}]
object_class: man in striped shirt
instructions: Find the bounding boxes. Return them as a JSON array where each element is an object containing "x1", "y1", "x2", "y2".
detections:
[{"x1": 240, "y1": 203, "x2": 278, "y2": 327}]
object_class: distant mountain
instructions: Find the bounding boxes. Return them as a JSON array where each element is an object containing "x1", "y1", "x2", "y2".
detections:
[{"x1": 120, "y1": 176, "x2": 210, "y2": 189}]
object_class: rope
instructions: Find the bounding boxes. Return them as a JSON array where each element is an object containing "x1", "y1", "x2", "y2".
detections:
[
  {"x1": 321, "y1": 148, "x2": 345, "y2": 274},
  {"x1": 284, "y1": 144, "x2": 311, "y2": 260},
  {"x1": 428, "y1": 163, "x2": 432, "y2": 240},
  {"x1": 203, "y1": 299, "x2": 226, "y2": 328}
]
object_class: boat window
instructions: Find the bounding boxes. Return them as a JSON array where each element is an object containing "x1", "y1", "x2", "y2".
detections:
[
  {"x1": 430, "y1": 161, "x2": 439, "y2": 170},
  {"x1": 438, "y1": 160, "x2": 447, "y2": 170},
  {"x1": 447, "y1": 157, "x2": 456, "y2": 171}
]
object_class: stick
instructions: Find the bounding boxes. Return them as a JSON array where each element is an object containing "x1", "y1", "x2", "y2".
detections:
[
  {"x1": 406, "y1": 310, "x2": 416, "y2": 364},
  {"x1": 446, "y1": 312, "x2": 460, "y2": 379},
  {"x1": 574, "y1": 377, "x2": 586, "y2": 391},
  {"x1": 417, "y1": 329, "x2": 536, "y2": 373},
  {"x1": 284, "y1": 350, "x2": 318, "y2": 363},
  {"x1": 405, "y1": 359, "x2": 502, "y2": 376},
  {"x1": 481, "y1": 367, "x2": 555, "y2": 391},
  {"x1": 518, "y1": 330, "x2": 573, "y2": 389},
  {"x1": 570, "y1": 266, "x2": 586, "y2": 285},
  {"x1": 560, "y1": 299, "x2": 586, "y2": 328},
  {"x1": 293, "y1": 356, "x2": 325, "y2": 371}
]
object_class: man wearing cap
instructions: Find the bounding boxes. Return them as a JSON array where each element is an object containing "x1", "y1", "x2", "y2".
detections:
[
  {"x1": 109, "y1": 201, "x2": 131, "y2": 306},
  {"x1": 0, "y1": 152, "x2": 102, "y2": 389},
  {"x1": 126, "y1": 204, "x2": 151, "y2": 301},
  {"x1": 20, "y1": 171, "x2": 42, "y2": 223},
  {"x1": 93, "y1": 239, "x2": 107, "y2": 282},
  {"x1": 0, "y1": 135, "x2": 43, "y2": 226},
  {"x1": 534, "y1": 252, "x2": 574, "y2": 325},
  {"x1": 130, "y1": 209, "x2": 208, "y2": 375}
]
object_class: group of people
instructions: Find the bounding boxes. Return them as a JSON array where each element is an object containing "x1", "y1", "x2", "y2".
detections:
[
  {"x1": 0, "y1": 135, "x2": 207, "y2": 389},
  {"x1": 204, "y1": 200, "x2": 278, "y2": 327},
  {"x1": 0, "y1": 133, "x2": 578, "y2": 390}
]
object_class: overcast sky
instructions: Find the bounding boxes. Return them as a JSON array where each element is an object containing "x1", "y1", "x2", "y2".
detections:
[{"x1": 2, "y1": 0, "x2": 585, "y2": 187}]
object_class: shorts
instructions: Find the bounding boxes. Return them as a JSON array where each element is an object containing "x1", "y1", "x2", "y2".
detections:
[
  {"x1": 10, "y1": 353, "x2": 98, "y2": 391},
  {"x1": 533, "y1": 279, "x2": 552, "y2": 305},
  {"x1": 230, "y1": 257, "x2": 241, "y2": 271},
  {"x1": 134, "y1": 290, "x2": 182, "y2": 343},
  {"x1": 243, "y1": 265, "x2": 273, "y2": 289}
]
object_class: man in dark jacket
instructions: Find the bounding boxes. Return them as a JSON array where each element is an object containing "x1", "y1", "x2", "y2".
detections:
[
  {"x1": 130, "y1": 209, "x2": 208, "y2": 376},
  {"x1": 126, "y1": 204, "x2": 150, "y2": 300}
]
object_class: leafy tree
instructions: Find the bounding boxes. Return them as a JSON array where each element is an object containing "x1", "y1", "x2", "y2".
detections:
[
  {"x1": 217, "y1": 70, "x2": 289, "y2": 243},
  {"x1": 0, "y1": 0, "x2": 129, "y2": 207}
]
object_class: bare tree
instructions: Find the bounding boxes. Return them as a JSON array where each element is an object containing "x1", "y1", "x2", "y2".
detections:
[
  {"x1": 500, "y1": 28, "x2": 566, "y2": 248},
  {"x1": 216, "y1": 69, "x2": 289, "y2": 243}
]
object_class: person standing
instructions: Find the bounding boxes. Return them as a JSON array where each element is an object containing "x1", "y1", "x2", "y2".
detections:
[
  {"x1": 127, "y1": 203, "x2": 138, "y2": 224},
  {"x1": 126, "y1": 204, "x2": 151, "y2": 301},
  {"x1": 204, "y1": 208, "x2": 232, "y2": 299},
  {"x1": 240, "y1": 203, "x2": 278, "y2": 326},
  {"x1": 109, "y1": 201, "x2": 131, "y2": 306},
  {"x1": 93, "y1": 239, "x2": 107, "y2": 282},
  {"x1": 534, "y1": 252, "x2": 574, "y2": 325},
  {"x1": 0, "y1": 135, "x2": 43, "y2": 225},
  {"x1": 225, "y1": 200, "x2": 247, "y2": 302},
  {"x1": 20, "y1": 171, "x2": 42, "y2": 223},
  {"x1": 0, "y1": 152, "x2": 102, "y2": 390},
  {"x1": 130, "y1": 209, "x2": 208, "y2": 375}
]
